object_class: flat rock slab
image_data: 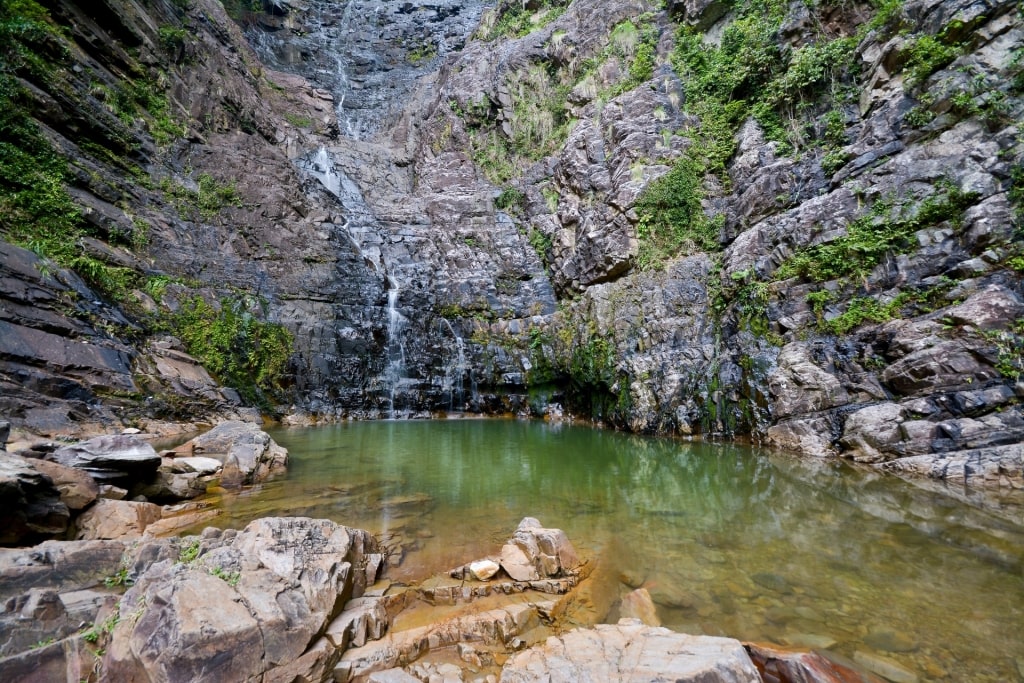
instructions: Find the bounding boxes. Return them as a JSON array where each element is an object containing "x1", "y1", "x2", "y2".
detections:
[
  {"x1": 500, "y1": 619, "x2": 761, "y2": 683},
  {"x1": 51, "y1": 435, "x2": 160, "y2": 481}
]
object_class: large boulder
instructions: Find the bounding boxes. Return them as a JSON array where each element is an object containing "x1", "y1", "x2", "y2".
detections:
[
  {"x1": 500, "y1": 619, "x2": 761, "y2": 682},
  {"x1": 104, "y1": 517, "x2": 381, "y2": 683},
  {"x1": 49, "y1": 435, "x2": 161, "y2": 483},
  {"x1": 30, "y1": 459, "x2": 99, "y2": 511},
  {"x1": 74, "y1": 499, "x2": 163, "y2": 540},
  {"x1": 178, "y1": 421, "x2": 288, "y2": 486},
  {"x1": 0, "y1": 453, "x2": 69, "y2": 545},
  {"x1": 499, "y1": 517, "x2": 581, "y2": 582}
]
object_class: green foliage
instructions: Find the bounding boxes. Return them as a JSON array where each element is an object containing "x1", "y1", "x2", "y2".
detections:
[
  {"x1": 169, "y1": 295, "x2": 293, "y2": 407},
  {"x1": 103, "y1": 567, "x2": 133, "y2": 589},
  {"x1": 528, "y1": 228, "x2": 553, "y2": 264},
  {"x1": 82, "y1": 613, "x2": 119, "y2": 644},
  {"x1": 776, "y1": 182, "x2": 978, "y2": 283},
  {"x1": 902, "y1": 33, "x2": 961, "y2": 86},
  {"x1": 820, "y1": 294, "x2": 907, "y2": 335},
  {"x1": 495, "y1": 187, "x2": 526, "y2": 212},
  {"x1": 158, "y1": 26, "x2": 188, "y2": 54},
  {"x1": 208, "y1": 566, "x2": 241, "y2": 586},
  {"x1": 283, "y1": 112, "x2": 312, "y2": 128},
  {"x1": 634, "y1": 156, "x2": 722, "y2": 269},
  {"x1": 479, "y1": 0, "x2": 568, "y2": 41},
  {"x1": 177, "y1": 538, "x2": 201, "y2": 564},
  {"x1": 982, "y1": 321, "x2": 1024, "y2": 381},
  {"x1": 160, "y1": 173, "x2": 243, "y2": 220},
  {"x1": 407, "y1": 41, "x2": 436, "y2": 65}
]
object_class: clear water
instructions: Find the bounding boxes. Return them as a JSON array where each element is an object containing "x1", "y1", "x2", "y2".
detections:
[{"x1": 187, "y1": 419, "x2": 1024, "y2": 682}]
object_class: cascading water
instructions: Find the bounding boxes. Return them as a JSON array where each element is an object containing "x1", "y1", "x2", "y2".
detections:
[
  {"x1": 385, "y1": 278, "x2": 408, "y2": 417},
  {"x1": 438, "y1": 318, "x2": 472, "y2": 411}
]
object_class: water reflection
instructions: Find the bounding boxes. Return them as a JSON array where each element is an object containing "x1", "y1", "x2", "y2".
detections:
[{"x1": 187, "y1": 419, "x2": 1024, "y2": 682}]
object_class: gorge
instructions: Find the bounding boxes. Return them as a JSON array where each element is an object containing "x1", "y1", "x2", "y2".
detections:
[{"x1": 0, "y1": 0, "x2": 1023, "y2": 680}]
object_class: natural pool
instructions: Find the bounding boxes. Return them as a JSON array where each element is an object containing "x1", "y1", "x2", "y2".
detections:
[{"x1": 186, "y1": 419, "x2": 1024, "y2": 682}]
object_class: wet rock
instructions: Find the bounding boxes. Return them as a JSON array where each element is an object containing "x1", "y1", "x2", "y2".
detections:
[
  {"x1": 881, "y1": 443, "x2": 1024, "y2": 490},
  {"x1": 852, "y1": 651, "x2": 918, "y2": 683},
  {"x1": 74, "y1": 499, "x2": 163, "y2": 540},
  {"x1": 619, "y1": 588, "x2": 660, "y2": 626},
  {"x1": 0, "y1": 453, "x2": 69, "y2": 545},
  {"x1": 179, "y1": 421, "x2": 288, "y2": 486},
  {"x1": 744, "y1": 642, "x2": 884, "y2": 683},
  {"x1": 50, "y1": 435, "x2": 161, "y2": 483},
  {"x1": 767, "y1": 416, "x2": 838, "y2": 457},
  {"x1": 501, "y1": 619, "x2": 761, "y2": 682}
]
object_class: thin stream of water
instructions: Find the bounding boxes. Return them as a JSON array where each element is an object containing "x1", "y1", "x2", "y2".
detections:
[{"x1": 186, "y1": 419, "x2": 1024, "y2": 682}]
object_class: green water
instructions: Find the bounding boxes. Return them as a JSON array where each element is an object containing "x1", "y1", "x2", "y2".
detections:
[{"x1": 191, "y1": 419, "x2": 1024, "y2": 681}]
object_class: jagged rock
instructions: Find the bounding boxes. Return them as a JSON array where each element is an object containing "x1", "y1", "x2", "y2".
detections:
[
  {"x1": 336, "y1": 601, "x2": 545, "y2": 681},
  {"x1": 744, "y1": 642, "x2": 886, "y2": 683},
  {"x1": 0, "y1": 453, "x2": 69, "y2": 545},
  {"x1": 768, "y1": 344, "x2": 849, "y2": 419},
  {"x1": 882, "y1": 443, "x2": 1024, "y2": 490},
  {"x1": 30, "y1": 459, "x2": 99, "y2": 511},
  {"x1": 0, "y1": 539, "x2": 127, "y2": 606},
  {"x1": 74, "y1": 499, "x2": 163, "y2": 540},
  {"x1": 840, "y1": 402, "x2": 906, "y2": 463},
  {"x1": 499, "y1": 517, "x2": 580, "y2": 582},
  {"x1": 500, "y1": 619, "x2": 761, "y2": 682},
  {"x1": 49, "y1": 435, "x2": 161, "y2": 483},
  {"x1": 766, "y1": 416, "x2": 838, "y2": 457},
  {"x1": 104, "y1": 517, "x2": 380, "y2": 683},
  {"x1": 326, "y1": 597, "x2": 389, "y2": 650},
  {"x1": 179, "y1": 421, "x2": 287, "y2": 487}
]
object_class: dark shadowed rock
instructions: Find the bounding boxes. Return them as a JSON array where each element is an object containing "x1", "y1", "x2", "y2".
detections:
[
  {"x1": 50, "y1": 435, "x2": 161, "y2": 483},
  {"x1": 30, "y1": 459, "x2": 99, "y2": 511},
  {"x1": 0, "y1": 453, "x2": 69, "y2": 545}
]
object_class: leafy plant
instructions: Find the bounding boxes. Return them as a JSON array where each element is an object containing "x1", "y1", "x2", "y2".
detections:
[{"x1": 177, "y1": 538, "x2": 201, "y2": 564}]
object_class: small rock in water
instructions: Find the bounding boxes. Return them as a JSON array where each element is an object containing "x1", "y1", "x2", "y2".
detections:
[
  {"x1": 751, "y1": 572, "x2": 794, "y2": 595},
  {"x1": 853, "y1": 650, "x2": 918, "y2": 683},
  {"x1": 121, "y1": 427, "x2": 142, "y2": 435},
  {"x1": 781, "y1": 632, "x2": 837, "y2": 650},
  {"x1": 469, "y1": 559, "x2": 500, "y2": 581},
  {"x1": 619, "y1": 588, "x2": 660, "y2": 626},
  {"x1": 864, "y1": 629, "x2": 919, "y2": 653}
]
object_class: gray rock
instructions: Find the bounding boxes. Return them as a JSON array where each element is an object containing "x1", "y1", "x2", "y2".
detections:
[
  {"x1": 840, "y1": 402, "x2": 906, "y2": 463},
  {"x1": 500, "y1": 619, "x2": 761, "y2": 682},
  {"x1": 180, "y1": 421, "x2": 288, "y2": 486},
  {"x1": 50, "y1": 435, "x2": 161, "y2": 483},
  {"x1": 104, "y1": 517, "x2": 381, "y2": 683}
]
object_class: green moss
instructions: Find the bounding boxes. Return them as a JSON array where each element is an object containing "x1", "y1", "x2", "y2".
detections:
[
  {"x1": 169, "y1": 295, "x2": 293, "y2": 408},
  {"x1": 479, "y1": 0, "x2": 568, "y2": 41},
  {"x1": 775, "y1": 182, "x2": 978, "y2": 283},
  {"x1": 160, "y1": 173, "x2": 243, "y2": 220}
]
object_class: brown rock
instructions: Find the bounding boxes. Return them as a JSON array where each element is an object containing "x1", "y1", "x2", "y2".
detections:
[
  {"x1": 31, "y1": 459, "x2": 99, "y2": 511},
  {"x1": 74, "y1": 499, "x2": 162, "y2": 540}
]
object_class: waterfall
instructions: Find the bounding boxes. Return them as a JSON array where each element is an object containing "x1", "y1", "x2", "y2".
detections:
[
  {"x1": 299, "y1": 146, "x2": 385, "y2": 275},
  {"x1": 438, "y1": 318, "x2": 472, "y2": 411},
  {"x1": 385, "y1": 278, "x2": 408, "y2": 418}
]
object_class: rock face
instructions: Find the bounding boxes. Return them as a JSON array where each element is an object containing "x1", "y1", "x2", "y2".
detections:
[
  {"x1": 104, "y1": 517, "x2": 381, "y2": 683},
  {"x1": 500, "y1": 619, "x2": 762, "y2": 683}
]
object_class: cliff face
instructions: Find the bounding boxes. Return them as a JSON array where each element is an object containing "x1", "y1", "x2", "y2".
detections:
[{"x1": 1, "y1": 0, "x2": 1022, "y2": 487}]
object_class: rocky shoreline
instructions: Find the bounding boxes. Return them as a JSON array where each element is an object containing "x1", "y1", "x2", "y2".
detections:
[{"x1": 0, "y1": 496, "x2": 888, "y2": 683}]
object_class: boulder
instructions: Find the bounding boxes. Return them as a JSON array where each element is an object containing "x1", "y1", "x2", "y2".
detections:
[
  {"x1": 50, "y1": 435, "x2": 161, "y2": 483},
  {"x1": 30, "y1": 459, "x2": 99, "y2": 511},
  {"x1": 744, "y1": 642, "x2": 887, "y2": 683},
  {"x1": 74, "y1": 499, "x2": 163, "y2": 540},
  {"x1": 179, "y1": 421, "x2": 288, "y2": 486},
  {"x1": 0, "y1": 453, "x2": 69, "y2": 544},
  {"x1": 104, "y1": 517, "x2": 380, "y2": 683},
  {"x1": 500, "y1": 619, "x2": 761, "y2": 682},
  {"x1": 498, "y1": 517, "x2": 580, "y2": 582},
  {"x1": 619, "y1": 588, "x2": 660, "y2": 626},
  {"x1": 469, "y1": 559, "x2": 501, "y2": 581},
  {"x1": 840, "y1": 403, "x2": 906, "y2": 463}
]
